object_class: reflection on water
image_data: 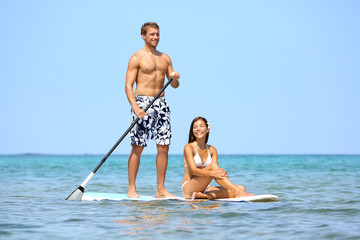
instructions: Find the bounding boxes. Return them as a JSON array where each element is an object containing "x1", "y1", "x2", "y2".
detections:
[
  {"x1": 113, "y1": 200, "x2": 221, "y2": 234},
  {"x1": 186, "y1": 201, "x2": 221, "y2": 210},
  {"x1": 114, "y1": 201, "x2": 170, "y2": 234}
]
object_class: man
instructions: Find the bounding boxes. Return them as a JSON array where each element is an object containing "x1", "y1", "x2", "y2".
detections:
[{"x1": 125, "y1": 22, "x2": 180, "y2": 198}]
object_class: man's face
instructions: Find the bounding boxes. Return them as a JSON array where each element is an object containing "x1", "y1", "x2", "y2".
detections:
[{"x1": 142, "y1": 27, "x2": 160, "y2": 47}]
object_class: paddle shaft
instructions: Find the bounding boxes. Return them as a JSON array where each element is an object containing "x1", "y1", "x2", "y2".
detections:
[
  {"x1": 66, "y1": 78, "x2": 174, "y2": 200},
  {"x1": 92, "y1": 77, "x2": 174, "y2": 173}
]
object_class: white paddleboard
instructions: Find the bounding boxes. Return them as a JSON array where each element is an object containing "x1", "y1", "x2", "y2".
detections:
[
  {"x1": 82, "y1": 192, "x2": 181, "y2": 201},
  {"x1": 82, "y1": 192, "x2": 279, "y2": 202},
  {"x1": 215, "y1": 194, "x2": 279, "y2": 202}
]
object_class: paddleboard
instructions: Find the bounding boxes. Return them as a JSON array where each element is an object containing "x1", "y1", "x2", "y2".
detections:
[
  {"x1": 82, "y1": 192, "x2": 181, "y2": 201},
  {"x1": 82, "y1": 192, "x2": 279, "y2": 202},
  {"x1": 214, "y1": 194, "x2": 279, "y2": 202}
]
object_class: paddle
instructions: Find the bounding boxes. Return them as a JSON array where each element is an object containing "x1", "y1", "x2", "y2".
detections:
[{"x1": 66, "y1": 78, "x2": 174, "y2": 200}]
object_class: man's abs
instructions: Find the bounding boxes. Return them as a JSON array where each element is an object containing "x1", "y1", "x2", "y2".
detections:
[
  {"x1": 134, "y1": 75, "x2": 166, "y2": 97},
  {"x1": 134, "y1": 51, "x2": 169, "y2": 97}
]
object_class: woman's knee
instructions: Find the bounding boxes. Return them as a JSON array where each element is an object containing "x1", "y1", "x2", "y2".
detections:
[{"x1": 205, "y1": 163, "x2": 219, "y2": 170}]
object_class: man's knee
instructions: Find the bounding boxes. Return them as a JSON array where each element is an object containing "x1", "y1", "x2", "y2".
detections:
[
  {"x1": 157, "y1": 144, "x2": 169, "y2": 153},
  {"x1": 131, "y1": 145, "x2": 144, "y2": 155}
]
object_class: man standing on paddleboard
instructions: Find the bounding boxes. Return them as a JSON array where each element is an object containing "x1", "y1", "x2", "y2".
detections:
[{"x1": 125, "y1": 22, "x2": 180, "y2": 198}]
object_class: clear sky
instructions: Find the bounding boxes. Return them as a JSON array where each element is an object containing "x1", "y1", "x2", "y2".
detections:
[{"x1": 1, "y1": 0, "x2": 359, "y2": 155}]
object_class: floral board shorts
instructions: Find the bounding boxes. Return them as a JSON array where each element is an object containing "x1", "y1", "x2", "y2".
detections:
[{"x1": 129, "y1": 95, "x2": 172, "y2": 147}]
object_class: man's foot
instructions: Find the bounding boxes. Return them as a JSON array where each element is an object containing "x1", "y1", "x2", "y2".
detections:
[
  {"x1": 127, "y1": 188, "x2": 139, "y2": 198},
  {"x1": 156, "y1": 188, "x2": 176, "y2": 198}
]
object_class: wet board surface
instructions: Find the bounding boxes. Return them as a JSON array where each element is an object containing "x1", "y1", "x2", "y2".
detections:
[
  {"x1": 82, "y1": 192, "x2": 182, "y2": 201},
  {"x1": 215, "y1": 194, "x2": 280, "y2": 202},
  {"x1": 82, "y1": 192, "x2": 279, "y2": 202}
]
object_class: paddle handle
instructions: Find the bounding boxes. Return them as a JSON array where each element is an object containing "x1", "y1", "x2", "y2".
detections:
[
  {"x1": 65, "y1": 78, "x2": 175, "y2": 200},
  {"x1": 92, "y1": 78, "x2": 174, "y2": 173}
]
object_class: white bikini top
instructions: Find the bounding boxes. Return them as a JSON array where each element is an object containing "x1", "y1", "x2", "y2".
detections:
[{"x1": 194, "y1": 142, "x2": 212, "y2": 167}]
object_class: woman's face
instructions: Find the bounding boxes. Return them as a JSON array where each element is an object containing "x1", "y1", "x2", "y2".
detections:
[{"x1": 192, "y1": 120, "x2": 209, "y2": 140}]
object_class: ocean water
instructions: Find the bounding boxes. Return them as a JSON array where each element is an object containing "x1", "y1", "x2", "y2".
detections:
[{"x1": 0, "y1": 154, "x2": 359, "y2": 240}]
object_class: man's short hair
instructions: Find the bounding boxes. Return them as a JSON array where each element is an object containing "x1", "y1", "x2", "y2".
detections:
[{"x1": 141, "y1": 22, "x2": 159, "y2": 35}]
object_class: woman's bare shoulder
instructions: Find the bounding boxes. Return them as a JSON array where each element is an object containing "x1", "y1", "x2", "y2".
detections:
[
  {"x1": 207, "y1": 145, "x2": 218, "y2": 154},
  {"x1": 184, "y1": 142, "x2": 195, "y2": 153}
]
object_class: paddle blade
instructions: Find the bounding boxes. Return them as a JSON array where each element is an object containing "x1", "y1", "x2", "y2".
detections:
[{"x1": 66, "y1": 186, "x2": 84, "y2": 200}]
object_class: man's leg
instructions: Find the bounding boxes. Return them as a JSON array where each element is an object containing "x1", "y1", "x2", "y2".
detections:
[
  {"x1": 155, "y1": 144, "x2": 175, "y2": 197},
  {"x1": 127, "y1": 145, "x2": 144, "y2": 198}
]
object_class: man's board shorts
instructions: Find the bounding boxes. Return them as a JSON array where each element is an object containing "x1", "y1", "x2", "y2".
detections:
[{"x1": 129, "y1": 95, "x2": 171, "y2": 147}]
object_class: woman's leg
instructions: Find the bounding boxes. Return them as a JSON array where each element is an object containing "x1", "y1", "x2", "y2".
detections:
[
  {"x1": 205, "y1": 163, "x2": 253, "y2": 198},
  {"x1": 202, "y1": 185, "x2": 252, "y2": 199},
  {"x1": 182, "y1": 176, "x2": 213, "y2": 199},
  {"x1": 182, "y1": 164, "x2": 253, "y2": 199}
]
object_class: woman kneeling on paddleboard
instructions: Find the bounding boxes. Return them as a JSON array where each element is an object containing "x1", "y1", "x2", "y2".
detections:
[{"x1": 182, "y1": 116, "x2": 254, "y2": 200}]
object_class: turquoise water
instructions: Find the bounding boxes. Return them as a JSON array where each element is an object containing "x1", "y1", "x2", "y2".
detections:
[{"x1": 1, "y1": 154, "x2": 359, "y2": 239}]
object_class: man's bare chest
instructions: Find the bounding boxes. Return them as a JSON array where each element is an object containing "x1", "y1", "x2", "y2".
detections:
[{"x1": 139, "y1": 55, "x2": 168, "y2": 73}]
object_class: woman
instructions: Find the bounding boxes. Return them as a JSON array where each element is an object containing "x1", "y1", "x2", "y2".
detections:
[{"x1": 182, "y1": 116, "x2": 254, "y2": 199}]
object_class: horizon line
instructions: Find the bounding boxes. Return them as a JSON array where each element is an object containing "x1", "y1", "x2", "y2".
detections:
[{"x1": 1, "y1": 153, "x2": 360, "y2": 156}]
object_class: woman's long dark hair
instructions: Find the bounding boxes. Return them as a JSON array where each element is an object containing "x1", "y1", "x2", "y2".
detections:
[{"x1": 188, "y1": 116, "x2": 210, "y2": 143}]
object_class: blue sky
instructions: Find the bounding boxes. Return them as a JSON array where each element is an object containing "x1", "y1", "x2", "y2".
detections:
[{"x1": 1, "y1": 0, "x2": 359, "y2": 155}]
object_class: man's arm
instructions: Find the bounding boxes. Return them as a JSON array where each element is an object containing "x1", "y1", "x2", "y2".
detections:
[
  {"x1": 164, "y1": 54, "x2": 180, "y2": 88},
  {"x1": 125, "y1": 54, "x2": 147, "y2": 119}
]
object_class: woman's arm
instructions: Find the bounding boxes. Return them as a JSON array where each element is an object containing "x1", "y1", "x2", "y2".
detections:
[
  {"x1": 184, "y1": 144, "x2": 226, "y2": 178},
  {"x1": 209, "y1": 145, "x2": 228, "y2": 178}
]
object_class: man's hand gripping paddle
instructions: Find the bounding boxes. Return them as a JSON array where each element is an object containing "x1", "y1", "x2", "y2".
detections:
[{"x1": 66, "y1": 78, "x2": 174, "y2": 200}]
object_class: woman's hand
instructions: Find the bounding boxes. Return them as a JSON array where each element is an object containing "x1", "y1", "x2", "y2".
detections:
[{"x1": 212, "y1": 168, "x2": 228, "y2": 179}]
